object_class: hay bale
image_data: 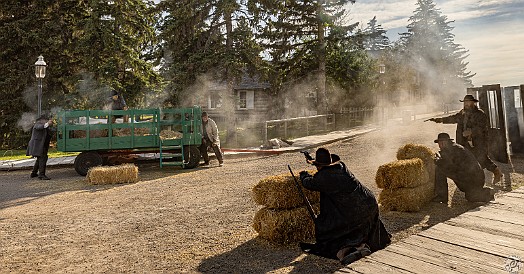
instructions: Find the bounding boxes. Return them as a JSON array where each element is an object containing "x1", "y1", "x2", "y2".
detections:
[
  {"x1": 86, "y1": 164, "x2": 139, "y2": 185},
  {"x1": 397, "y1": 143, "x2": 434, "y2": 166},
  {"x1": 252, "y1": 204, "x2": 319, "y2": 244},
  {"x1": 396, "y1": 143, "x2": 436, "y2": 184},
  {"x1": 160, "y1": 130, "x2": 183, "y2": 140},
  {"x1": 378, "y1": 182, "x2": 434, "y2": 212},
  {"x1": 375, "y1": 158, "x2": 429, "y2": 189},
  {"x1": 252, "y1": 171, "x2": 319, "y2": 209}
]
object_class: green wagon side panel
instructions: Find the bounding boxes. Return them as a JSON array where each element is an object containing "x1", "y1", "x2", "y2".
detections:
[{"x1": 57, "y1": 107, "x2": 202, "y2": 152}]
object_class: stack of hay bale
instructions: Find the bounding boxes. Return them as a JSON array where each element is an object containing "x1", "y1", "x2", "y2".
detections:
[
  {"x1": 87, "y1": 164, "x2": 139, "y2": 185},
  {"x1": 252, "y1": 171, "x2": 319, "y2": 244},
  {"x1": 376, "y1": 144, "x2": 436, "y2": 212}
]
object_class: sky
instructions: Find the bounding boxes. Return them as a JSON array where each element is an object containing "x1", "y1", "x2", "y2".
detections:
[{"x1": 346, "y1": 0, "x2": 524, "y2": 87}]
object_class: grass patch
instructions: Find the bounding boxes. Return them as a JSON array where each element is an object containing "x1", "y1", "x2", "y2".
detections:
[{"x1": 0, "y1": 149, "x2": 78, "y2": 161}]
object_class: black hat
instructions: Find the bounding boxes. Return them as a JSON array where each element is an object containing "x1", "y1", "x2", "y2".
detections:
[
  {"x1": 434, "y1": 132, "x2": 454, "y2": 143},
  {"x1": 307, "y1": 148, "x2": 340, "y2": 166},
  {"x1": 202, "y1": 111, "x2": 208, "y2": 117},
  {"x1": 36, "y1": 114, "x2": 49, "y2": 121},
  {"x1": 460, "y1": 94, "x2": 478, "y2": 102},
  {"x1": 110, "y1": 90, "x2": 118, "y2": 96}
]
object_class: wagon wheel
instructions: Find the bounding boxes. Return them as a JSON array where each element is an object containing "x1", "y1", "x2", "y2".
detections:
[
  {"x1": 74, "y1": 152, "x2": 103, "y2": 176},
  {"x1": 183, "y1": 145, "x2": 201, "y2": 169}
]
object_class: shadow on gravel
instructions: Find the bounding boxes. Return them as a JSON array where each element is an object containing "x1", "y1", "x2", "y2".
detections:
[
  {"x1": 0, "y1": 162, "x2": 203, "y2": 210},
  {"x1": 197, "y1": 238, "x2": 340, "y2": 274}
]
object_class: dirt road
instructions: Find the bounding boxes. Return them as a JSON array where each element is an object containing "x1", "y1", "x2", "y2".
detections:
[{"x1": 1, "y1": 120, "x2": 521, "y2": 273}]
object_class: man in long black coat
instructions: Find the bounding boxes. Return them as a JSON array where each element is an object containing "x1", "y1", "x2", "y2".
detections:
[
  {"x1": 299, "y1": 148, "x2": 391, "y2": 265},
  {"x1": 26, "y1": 115, "x2": 54, "y2": 180},
  {"x1": 433, "y1": 132, "x2": 494, "y2": 203},
  {"x1": 428, "y1": 94, "x2": 502, "y2": 184}
]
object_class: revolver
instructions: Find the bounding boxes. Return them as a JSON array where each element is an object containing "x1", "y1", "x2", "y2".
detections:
[{"x1": 300, "y1": 151, "x2": 313, "y2": 161}]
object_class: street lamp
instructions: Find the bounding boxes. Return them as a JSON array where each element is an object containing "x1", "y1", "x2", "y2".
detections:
[
  {"x1": 379, "y1": 63, "x2": 386, "y2": 74},
  {"x1": 34, "y1": 55, "x2": 47, "y2": 117}
]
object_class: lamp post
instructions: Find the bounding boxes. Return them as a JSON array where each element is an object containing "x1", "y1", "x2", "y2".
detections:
[
  {"x1": 378, "y1": 63, "x2": 386, "y2": 124},
  {"x1": 34, "y1": 55, "x2": 47, "y2": 117}
]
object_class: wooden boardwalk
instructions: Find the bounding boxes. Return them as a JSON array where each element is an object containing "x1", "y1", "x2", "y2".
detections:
[{"x1": 337, "y1": 187, "x2": 524, "y2": 274}]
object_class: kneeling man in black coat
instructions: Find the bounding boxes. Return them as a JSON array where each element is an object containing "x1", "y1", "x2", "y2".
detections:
[{"x1": 299, "y1": 148, "x2": 391, "y2": 265}]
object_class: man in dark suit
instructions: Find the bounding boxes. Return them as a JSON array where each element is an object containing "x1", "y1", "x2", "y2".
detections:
[{"x1": 26, "y1": 115, "x2": 54, "y2": 180}]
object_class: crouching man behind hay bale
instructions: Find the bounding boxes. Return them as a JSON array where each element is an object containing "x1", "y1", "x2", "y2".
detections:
[
  {"x1": 433, "y1": 133, "x2": 494, "y2": 203},
  {"x1": 299, "y1": 148, "x2": 391, "y2": 265}
]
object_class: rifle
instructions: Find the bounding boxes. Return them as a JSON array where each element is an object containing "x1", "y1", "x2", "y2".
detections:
[{"x1": 287, "y1": 165, "x2": 316, "y2": 220}]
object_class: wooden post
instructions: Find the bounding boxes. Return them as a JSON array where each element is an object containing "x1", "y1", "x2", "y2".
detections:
[
  {"x1": 264, "y1": 121, "x2": 268, "y2": 144},
  {"x1": 284, "y1": 121, "x2": 288, "y2": 140}
]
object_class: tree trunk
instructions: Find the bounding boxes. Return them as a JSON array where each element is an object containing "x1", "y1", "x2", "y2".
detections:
[{"x1": 317, "y1": 0, "x2": 327, "y2": 114}]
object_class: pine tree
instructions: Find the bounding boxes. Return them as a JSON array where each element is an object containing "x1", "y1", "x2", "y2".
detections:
[
  {"x1": 398, "y1": 0, "x2": 474, "y2": 101},
  {"x1": 157, "y1": 0, "x2": 264, "y2": 107},
  {"x1": 254, "y1": 0, "x2": 356, "y2": 114},
  {"x1": 0, "y1": 0, "x2": 160, "y2": 148}
]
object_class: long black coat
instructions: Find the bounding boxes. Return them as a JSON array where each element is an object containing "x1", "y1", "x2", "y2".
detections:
[
  {"x1": 301, "y1": 162, "x2": 390, "y2": 259},
  {"x1": 441, "y1": 106, "x2": 489, "y2": 150},
  {"x1": 26, "y1": 121, "x2": 53, "y2": 157}
]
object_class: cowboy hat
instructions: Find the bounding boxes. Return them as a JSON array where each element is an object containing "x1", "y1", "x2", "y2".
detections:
[
  {"x1": 459, "y1": 94, "x2": 479, "y2": 102},
  {"x1": 434, "y1": 132, "x2": 454, "y2": 143},
  {"x1": 307, "y1": 148, "x2": 340, "y2": 166}
]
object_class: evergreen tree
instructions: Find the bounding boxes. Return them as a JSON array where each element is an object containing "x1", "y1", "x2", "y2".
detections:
[
  {"x1": 0, "y1": 0, "x2": 160, "y2": 148},
  {"x1": 359, "y1": 16, "x2": 390, "y2": 51},
  {"x1": 156, "y1": 0, "x2": 264, "y2": 107},
  {"x1": 398, "y1": 0, "x2": 474, "y2": 101},
  {"x1": 254, "y1": 0, "x2": 357, "y2": 114}
]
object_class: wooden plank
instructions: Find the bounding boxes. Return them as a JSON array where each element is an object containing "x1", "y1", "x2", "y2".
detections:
[
  {"x1": 445, "y1": 214, "x2": 524, "y2": 241},
  {"x1": 386, "y1": 239, "x2": 507, "y2": 273},
  {"x1": 464, "y1": 207, "x2": 524, "y2": 226},
  {"x1": 489, "y1": 201, "x2": 524, "y2": 213},
  {"x1": 354, "y1": 248, "x2": 458, "y2": 273},
  {"x1": 510, "y1": 187, "x2": 524, "y2": 194},
  {"x1": 489, "y1": 197, "x2": 524, "y2": 213},
  {"x1": 336, "y1": 257, "x2": 411, "y2": 274},
  {"x1": 419, "y1": 223, "x2": 524, "y2": 254},
  {"x1": 502, "y1": 192, "x2": 524, "y2": 198},
  {"x1": 402, "y1": 235, "x2": 508, "y2": 272}
]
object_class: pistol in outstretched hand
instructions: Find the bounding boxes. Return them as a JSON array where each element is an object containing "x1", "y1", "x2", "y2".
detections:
[{"x1": 300, "y1": 151, "x2": 313, "y2": 161}]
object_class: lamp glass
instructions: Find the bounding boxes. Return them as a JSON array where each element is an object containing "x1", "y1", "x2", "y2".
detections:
[{"x1": 35, "y1": 55, "x2": 47, "y2": 79}]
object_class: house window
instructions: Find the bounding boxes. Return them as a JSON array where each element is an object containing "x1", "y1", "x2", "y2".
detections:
[
  {"x1": 208, "y1": 92, "x2": 222, "y2": 109},
  {"x1": 237, "y1": 90, "x2": 254, "y2": 109},
  {"x1": 239, "y1": 91, "x2": 247, "y2": 109}
]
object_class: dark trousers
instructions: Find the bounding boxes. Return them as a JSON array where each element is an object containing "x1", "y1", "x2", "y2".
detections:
[
  {"x1": 199, "y1": 140, "x2": 223, "y2": 164},
  {"x1": 32, "y1": 154, "x2": 48, "y2": 176},
  {"x1": 435, "y1": 165, "x2": 493, "y2": 202},
  {"x1": 464, "y1": 143, "x2": 497, "y2": 172}
]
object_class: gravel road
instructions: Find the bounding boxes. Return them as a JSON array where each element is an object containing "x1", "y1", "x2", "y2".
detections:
[{"x1": 1, "y1": 119, "x2": 521, "y2": 273}]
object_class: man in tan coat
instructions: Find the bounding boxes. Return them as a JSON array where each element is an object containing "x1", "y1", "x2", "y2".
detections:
[{"x1": 199, "y1": 112, "x2": 224, "y2": 166}]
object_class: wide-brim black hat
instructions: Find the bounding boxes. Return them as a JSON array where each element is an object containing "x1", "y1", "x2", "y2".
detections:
[
  {"x1": 36, "y1": 114, "x2": 49, "y2": 121},
  {"x1": 307, "y1": 148, "x2": 340, "y2": 166},
  {"x1": 460, "y1": 94, "x2": 479, "y2": 102},
  {"x1": 434, "y1": 132, "x2": 454, "y2": 143}
]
